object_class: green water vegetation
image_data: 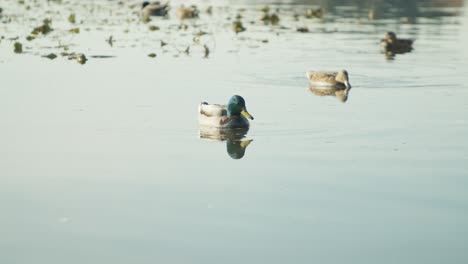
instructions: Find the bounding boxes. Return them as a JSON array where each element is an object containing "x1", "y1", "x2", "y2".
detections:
[
  {"x1": 75, "y1": 53, "x2": 87, "y2": 64},
  {"x1": 142, "y1": 14, "x2": 151, "y2": 23},
  {"x1": 4, "y1": 1, "x2": 421, "y2": 62},
  {"x1": 148, "y1": 25, "x2": 159, "y2": 31},
  {"x1": 30, "y1": 19, "x2": 53, "y2": 40},
  {"x1": 260, "y1": 12, "x2": 280, "y2": 25},
  {"x1": 69, "y1": 28, "x2": 79, "y2": 34},
  {"x1": 193, "y1": 31, "x2": 207, "y2": 44},
  {"x1": 206, "y1": 6, "x2": 212, "y2": 15},
  {"x1": 203, "y1": 44, "x2": 209, "y2": 58},
  {"x1": 306, "y1": 8, "x2": 324, "y2": 18},
  {"x1": 148, "y1": 53, "x2": 156, "y2": 58},
  {"x1": 13, "y1": 42, "x2": 22, "y2": 53},
  {"x1": 270, "y1": 13, "x2": 280, "y2": 25},
  {"x1": 233, "y1": 20, "x2": 246, "y2": 34},
  {"x1": 68, "y1": 13, "x2": 76, "y2": 23},
  {"x1": 43, "y1": 53, "x2": 57, "y2": 59},
  {"x1": 178, "y1": 23, "x2": 189, "y2": 30},
  {"x1": 260, "y1": 6, "x2": 280, "y2": 25},
  {"x1": 106, "y1": 35, "x2": 114, "y2": 47},
  {"x1": 63, "y1": 53, "x2": 87, "y2": 64}
]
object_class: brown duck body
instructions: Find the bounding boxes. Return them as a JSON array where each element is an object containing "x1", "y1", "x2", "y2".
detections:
[
  {"x1": 306, "y1": 70, "x2": 351, "y2": 89},
  {"x1": 176, "y1": 5, "x2": 199, "y2": 20},
  {"x1": 198, "y1": 102, "x2": 250, "y2": 129}
]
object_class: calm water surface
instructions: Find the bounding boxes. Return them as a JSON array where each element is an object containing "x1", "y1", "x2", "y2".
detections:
[{"x1": 1, "y1": 0, "x2": 468, "y2": 263}]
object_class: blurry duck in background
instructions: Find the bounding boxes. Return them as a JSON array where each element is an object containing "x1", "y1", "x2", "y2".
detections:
[
  {"x1": 380, "y1": 31, "x2": 414, "y2": 58},
  {"x1": 141, "y1": 1, "x2": 169, "y2": 17},
  {"x1": 306, "y1": 70, "x2": 351, "y2": 89},
  {"x1": 176, "y1": 5, "x2": 199, "y2": 20},
  {"x1": 198, "y1": 95, "x2": 254, "y2": 129}
]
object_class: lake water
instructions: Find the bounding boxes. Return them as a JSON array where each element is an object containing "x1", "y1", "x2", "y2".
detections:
[{"x1": 1, "y1": 0, "x2": 468, "y2": 263}]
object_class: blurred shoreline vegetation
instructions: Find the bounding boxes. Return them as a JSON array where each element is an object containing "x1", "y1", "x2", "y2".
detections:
[{"x1": 0, "y1": 0, "x2": 463, "y2": 63}]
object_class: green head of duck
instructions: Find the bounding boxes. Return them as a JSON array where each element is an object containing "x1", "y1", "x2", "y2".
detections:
[{"x1": 227, "y1": 95, "x2": 254, "y2": 120}]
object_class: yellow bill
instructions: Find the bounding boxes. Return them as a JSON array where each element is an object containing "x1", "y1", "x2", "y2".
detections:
[
  {"x1": 241, "y1": 108, "x2": 254, "y2": 120},
  {"x1": 240, "y1": 139, "x2": 253, "y2": 148}
]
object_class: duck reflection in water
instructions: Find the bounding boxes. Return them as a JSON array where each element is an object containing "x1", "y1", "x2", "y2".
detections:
[
  {"x1": 199, "y1": 126, "x2": 253, "y2": 160},
  {"x1": 308, "y1": 83, "x2": 351, "y2": 103}
]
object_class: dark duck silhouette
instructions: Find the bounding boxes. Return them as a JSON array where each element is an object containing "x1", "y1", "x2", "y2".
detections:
[
  {"x1": 381, "y1": 31, "x2": 414, "y2": 56},
  {"x1": 141, "y1": 1, "x2": 169, "y2": 17}
]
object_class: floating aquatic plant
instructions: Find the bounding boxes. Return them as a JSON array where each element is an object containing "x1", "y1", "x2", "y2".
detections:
[
  {"x1": 106, "y1": 35, "x2": 114, "y2": 47},
  {"x1": 148, "y1": 53, "x2": 157, "y2": 58},
  {"x1": 76, "y1": 54, "x2": 87, "y2": 64},
  {"x1": 297, "y1": 27, "x2": 309, "y2": 33},
  {"x1": 64, "y1": 53, "x2": 87, "y2": 64},
  {"x1": 43, "y1": 53, "x2": 57, "y2": 59},
  {"x1": 142, "y1": 14, "x2": 151, "y2": 23},
  {"x1": 68, "y1": 13, "x2": 76, "y2": 23},
  {"x1": 203, "y1": 44, "x2": 209, "y2": 58},
  {"x1": 31, "y1": 19, "x2": 53, "y2": 37},
  {"x1": 69, "y1": 28, "x2": 79, "y2": 34},
  {"x1": 14, "y1": 42, "x2": 22, "y2": 53},
  {"x1": 206, "y1": 6, "x2": 212, "y2": 15},
  {"x1": 261, "y1": 12, "x2": 280, "y2": 25},
  {"x1": 193, "y1": 31, "x2": 206, "y2": 44},
  {"x1": 270, "y1": 14, "x2": 280, "y2": 25},
  {"x1": 232, "y1": 20, "x2": 246, "y2": 34},
  {"x1": 178, "y1": 24, "x2": 189, "y2": 30},
  {"x1": 148, "y1": 25, "x2": 159, "y2": 31},
  {"x1": 306, "y1": 8, "x2": 324, "y2": 19}
]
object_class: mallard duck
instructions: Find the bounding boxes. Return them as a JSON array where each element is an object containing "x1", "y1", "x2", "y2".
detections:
[
  {"x1": 198, "y1": 95, "x2": 254, "y2": 129},
  {"x1": 141, "y1": 1, "x2": 169, "y2": 17},
  {"x1": 306, "y1": 70, "x2": 351, "y2": 89},
  {"x1": 176, "y1": 5, "x2": 199, "y2": 20},
  {"x1": 380, "y1": 32, "x2": 413, "y2": 54}
]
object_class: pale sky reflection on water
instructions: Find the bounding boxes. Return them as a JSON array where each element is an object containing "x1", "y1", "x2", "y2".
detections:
[{"x1": 0, "y1": 0, "x2": 468, "y2": 263}]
